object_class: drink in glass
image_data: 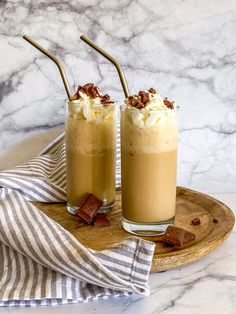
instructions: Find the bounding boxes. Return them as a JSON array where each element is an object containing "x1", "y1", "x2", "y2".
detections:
[
  {"x1": 121, "y1": 88, "x2": 178, "y2": 235},
  {"x1": 66, "y1": 83, "x2": 116, "y2": 214}
]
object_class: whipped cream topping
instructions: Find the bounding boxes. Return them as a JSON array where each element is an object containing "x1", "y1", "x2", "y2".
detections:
[
  {"x1": 124, "y1": 88, "x2": 178, "y2": 128},
  {"x1": 69, "y1": 83, "x2": 115, "y2": 122}
]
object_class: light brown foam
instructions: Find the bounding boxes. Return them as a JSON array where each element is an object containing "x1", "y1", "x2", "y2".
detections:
[
  {"x1": 66, "y1": 117, "x2": 115, "y2": 155},
  {"x1": 121, "y1": 109, "x2": 178, "y2": 154}
]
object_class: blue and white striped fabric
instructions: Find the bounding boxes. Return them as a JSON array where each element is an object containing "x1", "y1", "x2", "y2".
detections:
[{"x1": 0, "y1": 134, "x2": 155, "y2": 307}]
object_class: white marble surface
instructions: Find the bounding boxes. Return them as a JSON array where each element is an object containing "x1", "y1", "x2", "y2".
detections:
[{"x1": 0, "y1": 0, "x2": 236, "y2": 313}]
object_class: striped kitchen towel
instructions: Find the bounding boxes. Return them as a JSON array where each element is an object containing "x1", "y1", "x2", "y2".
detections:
[{"x1": 0, "y1": 134, "x2": 155, "y2": 307}]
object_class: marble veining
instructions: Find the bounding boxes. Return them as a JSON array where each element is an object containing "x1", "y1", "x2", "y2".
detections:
[
  {"x1": 0, "y1": 0, "x2": 236, "y2": 313},
  {"x1": 1, "y1": 0, "x2": 236, "y2": 194}
]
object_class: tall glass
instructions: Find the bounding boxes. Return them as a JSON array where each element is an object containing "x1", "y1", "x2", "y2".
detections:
[
  {"x1": 65, "y1": 100, "x2": 116, "y2": 214},
  {"x1": 120, "y1": 105, "x2": 178, "y2": 235}
]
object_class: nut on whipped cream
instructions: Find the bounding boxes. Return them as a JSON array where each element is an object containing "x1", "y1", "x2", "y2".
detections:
[
  {"x1": 69, "y1": 83, "x2": 115, "y2": 122},
  {"x1": 124, "y1": 88, "x2": 177, "y2": 128}
]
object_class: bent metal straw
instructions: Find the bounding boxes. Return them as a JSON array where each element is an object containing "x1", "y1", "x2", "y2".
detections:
[
  {"x1": 80, "y1": 35, "x2": 130, "y2": 98},
  {"x1": 23, "y1": 35, "x2": 73, "y2": 100}
]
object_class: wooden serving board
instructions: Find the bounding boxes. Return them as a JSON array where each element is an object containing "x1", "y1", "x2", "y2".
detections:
[{"x1": 34, "y1": 187, "x2": 235, "y2": 272}]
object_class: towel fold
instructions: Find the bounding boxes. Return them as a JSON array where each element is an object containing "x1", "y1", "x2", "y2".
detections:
[{"x1": 0, "y1": 134, "x2": 155, "y2": 307}]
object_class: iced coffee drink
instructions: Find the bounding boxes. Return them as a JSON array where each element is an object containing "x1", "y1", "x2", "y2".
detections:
[
  {"x1": 66, "y1": 83, "x2": 116, "y2": 214},
  {"x1": 121, "y1": 88, "x2": 178, "y2": 235}
]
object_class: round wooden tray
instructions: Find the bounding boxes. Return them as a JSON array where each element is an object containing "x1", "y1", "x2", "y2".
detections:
[{"x1": 35, "y1": 187, "x2": 235, "y2": 272}]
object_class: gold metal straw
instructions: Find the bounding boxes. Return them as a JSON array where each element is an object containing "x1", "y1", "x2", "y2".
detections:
[
  {"x1": 23, "y1": 35, "x2": 73, "y2": 100},
  {"x1": 80, "y1": 35, "x2": 130, "y2": 98}
]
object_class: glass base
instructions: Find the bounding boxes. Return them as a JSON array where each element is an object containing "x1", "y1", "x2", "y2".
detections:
[
  {"x1": 122, "y1": 217, "x2": 175, "y2": 236},
  {"x1": 67, "y1": 201, "x2": 114, "y2": 215}
]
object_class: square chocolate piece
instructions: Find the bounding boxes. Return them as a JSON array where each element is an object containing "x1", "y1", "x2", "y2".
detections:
[
  {"x1": 163, "y1": 226, "x2": 196, "y2": 247},
  {"x1": 92, "y1": 213, "x2": 110, "y2": 227},
  {"x1": 76, "y1": 193, "x2": 103, "y2": 224}
]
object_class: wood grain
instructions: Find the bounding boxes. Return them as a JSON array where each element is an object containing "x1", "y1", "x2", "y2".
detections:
[{"x1": 34, "y1": 187, "x2": 235, "y2": 272}]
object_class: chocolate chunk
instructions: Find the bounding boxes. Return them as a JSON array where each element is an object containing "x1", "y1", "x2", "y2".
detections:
[
  {"x1": 135, "y1": 102, "x2": 145, "y2": 109},
  {"x1": 130, "y1": 97, "x2": 140, "y2": 107},
  {"x1": 126, "y1": 88, "x2": 156, "y2": 109},
  {"x1": 191, "y1": 217, "x2": 201, "y2": 225},
  {"x1": 138, "y1": 91, "x2": 150, "y2": 104},
  {"x1": 101, "y1": 94, "x2": 113, "y2": 104},
  {"x1": 73, "y1": 83, "x2": 114, "y2": 103},
  {"x1": 163, "y1": 97, "x2": 174, "y2": 109},
  {"x1": 83, "y1": 83, "x2": 100, "y2": 98},
  {"x1": 148, "y1": 87, "x2": 156, "y2": 94},
  {"x1": 83, "y1": 83, "x2": 94, "y2": 89},
  {"x1": 91, "y1": 88, "x2": 98, "y2": 98},
  {"x1": 76, "y1": 193, "x2": 103, "y2": 224},
  {"x1": 102, "y1": 94, "x2": 110, "y2": 101},
  {"x1": 213, "y1": 218, "x2": 218, "y2": 224},
  {"x1": 92, "y1": 213, "x2": 110, "y2": 227},
  {"x1": 162, "y1": 226, "x2": 196, "y2": 247}
]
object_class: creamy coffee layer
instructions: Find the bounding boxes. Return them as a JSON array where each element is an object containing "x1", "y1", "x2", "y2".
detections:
[
  {"x1": 67, "y1": 149, "x2": 115, "y2": 206},
  {"x1": 121, "y1": 150, "x2": 177, "y2": 222}
]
